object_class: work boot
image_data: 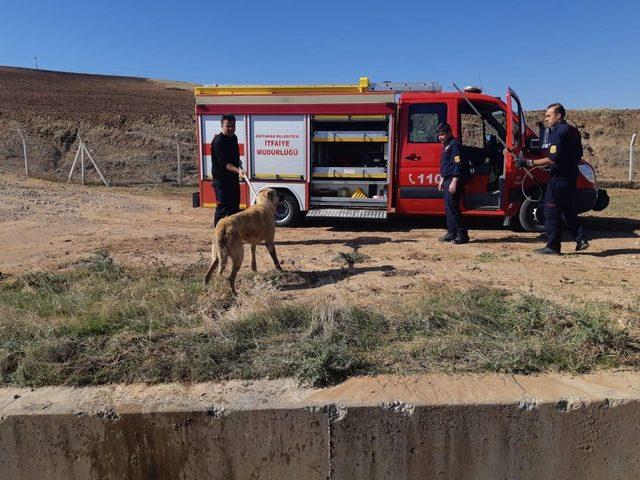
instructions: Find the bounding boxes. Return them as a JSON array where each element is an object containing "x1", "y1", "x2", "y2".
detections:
[
  {"x1": 452, "y1": 234, "x2": 469, "y2": 245},
  {"x1": 575, "y1": 240, "x2": 589, "y2": 251},
  {"x1": 534, "y1": 246, "x2": 560, "y2": 255},
  {"x1": 439, "y1": 232, "x2": 456, "y2": 242}
]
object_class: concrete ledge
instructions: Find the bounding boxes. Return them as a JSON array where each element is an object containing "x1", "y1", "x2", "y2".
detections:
[{"x1": 2, "y1": 372, "x2": 640, "y2": 479}]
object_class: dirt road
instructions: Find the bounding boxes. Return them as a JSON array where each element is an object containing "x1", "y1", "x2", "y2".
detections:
[{"x1": 1, "y1": 173, "x2": 639, "y2": 321}]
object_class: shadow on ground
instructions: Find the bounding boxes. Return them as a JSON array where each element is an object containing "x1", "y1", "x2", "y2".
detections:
[
  {"x1": 300, "y1": 216, "x2": 489, "y2": 232},
  {"x1": 276, "y1": 235, "x2": 417, "y2": 247},
  {"x1": 264, "y1": 266, "x2": 397, "y2": 290},
  {"x1": 580, "y1": 248, "x2": 640, "y2": 257},
  {"x1": 300, "y1": 215, "x2": 638, "y2": 232},
  {"x1": 582, "y1": 216, "x2": 640, "y2": 232}
]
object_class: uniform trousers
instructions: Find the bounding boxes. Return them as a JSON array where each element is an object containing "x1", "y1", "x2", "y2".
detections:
[
  {"x1": 544, "y1": 176, "x2": 587, "y2": 251},
  {"x1": 443, "y1": 177, "x2": 467, "y2": 237},
  {"x1": 213, "y1": 177, "x2": 240, "y2": 226}
]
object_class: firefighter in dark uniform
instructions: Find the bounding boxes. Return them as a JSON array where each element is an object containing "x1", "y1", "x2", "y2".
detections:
[
  {"x1": 211, "y1": 114, "x2": 243, "y2": 226},
  {"x1": 516, "y1": 103, "x2": 589, "y2": 254},
  {"x1": 437, "y1": 123, "x2": 470, "y2": 244}
]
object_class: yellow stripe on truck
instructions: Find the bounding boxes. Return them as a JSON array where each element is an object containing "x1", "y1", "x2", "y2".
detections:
[{"x1": 194, "y1": 77, "x2": 371, "y2": 96}]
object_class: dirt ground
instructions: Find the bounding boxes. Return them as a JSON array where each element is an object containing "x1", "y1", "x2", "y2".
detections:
[{"x1": 1, "y1": 172, "x2": 639, "y2": 321}]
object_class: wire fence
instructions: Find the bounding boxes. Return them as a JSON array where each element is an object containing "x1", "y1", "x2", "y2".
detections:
[
  {"x1": 585, "y1": 135, "x2": 638, "y2": 182},
  {"x1": 0, "y1": 122, "x2": 637, "y2": 186},
  {"x1": 0, "y1": 121, "x2": 198, "y2": 186}
]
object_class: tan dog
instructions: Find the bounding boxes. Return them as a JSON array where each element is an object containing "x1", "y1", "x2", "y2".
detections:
[{"x1": 204, "y1": 188, "x2": 282, "y2": 294}]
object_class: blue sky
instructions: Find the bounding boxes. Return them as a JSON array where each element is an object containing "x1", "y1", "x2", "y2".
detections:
[{"x1": 1, "y1": 0, "x2": 638, "y2": 109}]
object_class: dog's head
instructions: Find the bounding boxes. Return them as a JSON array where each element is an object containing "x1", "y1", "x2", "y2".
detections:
[{"x1": 255, "y1": 188, "x2": 280, "y2": 210}]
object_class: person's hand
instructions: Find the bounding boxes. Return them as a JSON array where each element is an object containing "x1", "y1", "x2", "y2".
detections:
[
  {"x1": 515, "y1": 156, "x2": 533, "y2": 168},
  {"x1": 437, "y1": 178, "x2": 444, "y2": 191},
  {"x1": 448, "y1": 179, "x2": 457, "y2": 193}
]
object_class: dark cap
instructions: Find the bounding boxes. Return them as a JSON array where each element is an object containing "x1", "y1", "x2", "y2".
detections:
[{"x1": 436, "y1": 122, "x2": 451, "y2": 134}]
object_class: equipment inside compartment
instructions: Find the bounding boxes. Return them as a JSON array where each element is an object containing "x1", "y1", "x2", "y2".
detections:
[
  {"x1": 311, "y1": 117, "x2": 389, "y2": 170},
  {"x1": 309, "y1": 115, "x2": 390, "y2": 205},
  {"x1": 311, "y1": 183, "x2": 387, "y2": 199}
]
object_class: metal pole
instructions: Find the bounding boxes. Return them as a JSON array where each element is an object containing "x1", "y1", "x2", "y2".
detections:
[
  {"x1": 67, "y1": 143, "x2": 81, "y2": 182},
  {"x1": 630, "y1": 133, "x2": 637, "y2": 182},
  {"x1": 80, "y1": 141, "x2": 85, "y2": 185},
  {"x1": 241, "y1": 168, "x2": 260, "y2": 205},
  {"x1": 175, "y1": 133, "x2": 181, "y2": 187},
  {"x1": 16, "y1": 129, "x2": 28, "y2": 178},
  {"x1": 82, "y1": 144, "x2": 110, "y2": 187}
]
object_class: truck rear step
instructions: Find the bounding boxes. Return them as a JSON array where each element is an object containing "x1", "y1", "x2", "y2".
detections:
[{"x1": 305, "y1": 208, "x2": 387, "y2": 220}]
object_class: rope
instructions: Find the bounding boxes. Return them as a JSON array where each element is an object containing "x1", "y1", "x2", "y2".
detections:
[{"x1": 519, "y1": 165, "x2": 544, "y2": 202}]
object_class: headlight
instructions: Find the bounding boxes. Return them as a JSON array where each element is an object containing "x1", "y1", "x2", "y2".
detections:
[{"x1": 578, "y1": 164, "x2": 596, "y2": 183}]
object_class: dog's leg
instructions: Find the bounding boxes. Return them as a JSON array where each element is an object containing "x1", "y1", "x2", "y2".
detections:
[
  {"x1": 228, "y1": 243, "x2": 244, "y2": 294},
  {"x1": 204, "y1": 258, "x2": 219, "y2": 285},
  {"x1": 217, "y1": 246, "x2": 228, "y2": 276},
  {"x1": 265, "y1": 242, "x2": 282, "y2": 271},
  {"x1": 250, "y1": 244, "x2": 257, "y2": 271}
]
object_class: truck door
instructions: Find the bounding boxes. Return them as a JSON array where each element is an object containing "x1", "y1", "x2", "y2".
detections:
[
  {"x1": 396, "y1": 99, "x2": 453, "y2": 214},
  {"x1": 459, "y1": 100, "x2": 509, "y2": 210},
  {"x1": 505, "y1": 88, "x2": 526, "y2": 177}
]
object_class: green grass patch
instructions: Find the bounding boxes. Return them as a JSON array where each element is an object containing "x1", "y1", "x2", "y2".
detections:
[
  {"x1": 333, "y1": 248, "x2": 370, "y2": 267},
  {"x1": 476, "y1": 252, "x2": 497, "y2": 263},
  {"x1": 1, "y1": 253, "x2": 638, "y2": 388}
]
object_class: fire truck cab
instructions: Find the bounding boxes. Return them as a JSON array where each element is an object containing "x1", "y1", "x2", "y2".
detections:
[{"x1": 194, "y1": 78, "x2": 609, "y2": 231}]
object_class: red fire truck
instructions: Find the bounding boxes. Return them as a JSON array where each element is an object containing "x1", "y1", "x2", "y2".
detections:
[{"x1": 193, "y1": 78, "x2": 609, "y2": 231}]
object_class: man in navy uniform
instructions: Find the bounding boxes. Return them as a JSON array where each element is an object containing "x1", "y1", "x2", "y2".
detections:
[
  {"x1": 211, "y1": 114, "x2": 244, "y2": 226},
  {"x1": 437, "y1": 122, "x2": 470, "y2": 244},
  {"x1": 516, "y1": 103, "x2": 589, "y2": 254}
]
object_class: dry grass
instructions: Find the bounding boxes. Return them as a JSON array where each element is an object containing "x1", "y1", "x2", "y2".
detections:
[
  {"x1": 1, "y1": 252, "x2": 638, "y2": 388},
  {"x1": 592, "y1": 188, "x2": 640, "y2": 219}
]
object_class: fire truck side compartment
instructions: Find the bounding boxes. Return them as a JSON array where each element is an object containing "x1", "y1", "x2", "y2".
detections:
[{"x1": 310, "y1": 115, "x2": 390, "y2": 207}]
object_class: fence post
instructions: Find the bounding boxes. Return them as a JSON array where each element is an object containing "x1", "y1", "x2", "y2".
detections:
[
  {"x1": 68, "y1": 141, "x2": 81, "y2": 183},
  {"x1": 630, "y1": 133, "x2": 638, "y2": 182},
  {"x1": 16, "y1": 129, "x2": 28, "y2": 178},
  {"x1": 80, "y1": 139, "x2": 85, "y2": 185},
  {"x1": 175, "y1": 133, "x2": 182, "y2": 187},
  {"x1": 81, "y1": 139, "x2": 110, "y2": 187}
]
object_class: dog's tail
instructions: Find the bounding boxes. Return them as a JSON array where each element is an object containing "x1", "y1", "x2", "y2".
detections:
[{"x1": 204, "y1": 227, "x2": 229, "y2": 285}]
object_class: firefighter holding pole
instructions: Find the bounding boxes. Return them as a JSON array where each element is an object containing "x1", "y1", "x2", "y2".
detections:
[
  {"x1": 211, "y1": 114, "x2": 243, "y2": 226},
  {"x1": 515, "y1": 103, "x2": 589, "y2": 254}
]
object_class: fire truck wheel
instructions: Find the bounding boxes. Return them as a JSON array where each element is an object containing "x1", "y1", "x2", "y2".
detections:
[
  {"x1": 274, "y1": 192, "x2": 300, "y2": 227},
  {"x1": 518, "y1": 197, "x2": 545, "y2": 233}
]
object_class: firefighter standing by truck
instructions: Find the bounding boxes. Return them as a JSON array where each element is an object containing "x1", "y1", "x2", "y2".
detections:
[
  {"x1": 211, "y1": 114, "x2": 243, "y2": 226},
  {"x1": 437, "y1": 123, "x2": 470, "y2": 244},
  {"x1": 516, "y1": 103, "x2": 589, "y2": 254}
]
